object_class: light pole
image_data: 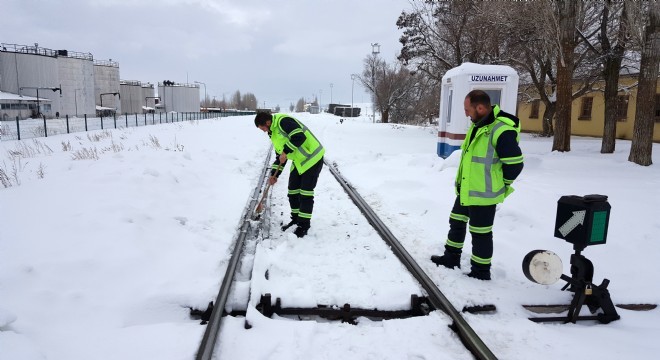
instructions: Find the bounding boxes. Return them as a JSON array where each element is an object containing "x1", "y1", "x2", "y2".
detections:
[
  {"x1": 351, "y1": 74, "x2": 358, "y2": 117},
  {"x1": 319, "y1": 89, "x2": 323, "y2": 112},
  {"x1": 330, "y1": 83, "x2": 333, "y2": 104},
  {"x1": 371, "y1": 43, "x2": 380, "y2": 123},
  {"x1": 19, "y1": 86, "x2": 61, "y2": 117},
  {"x1": 194, "y1": 81, "x2": 206, "y2": 109}
]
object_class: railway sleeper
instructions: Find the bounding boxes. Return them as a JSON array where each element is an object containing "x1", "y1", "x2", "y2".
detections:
[{"x1": 254, "y1": 293, "x2": 434, "y2": 325}]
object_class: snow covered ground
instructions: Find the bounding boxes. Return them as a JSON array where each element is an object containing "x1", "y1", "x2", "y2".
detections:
[{"x1": 1, "y1": 112, "x2": 659, "y2": 359}]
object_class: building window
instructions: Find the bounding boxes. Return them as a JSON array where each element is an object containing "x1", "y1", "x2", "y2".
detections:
[
  {"x1": 616, "y1": 95, "x2": 629, "y2": 122},
  {"x1": 655, "y1": 94, "x2": 660, "y2": 122},
  {"x1": 529, "y1": 100, "x2": 540, "y2": 119},
  {"x1": 579, "y1": 97, "x2": 593, "y2": 120}
]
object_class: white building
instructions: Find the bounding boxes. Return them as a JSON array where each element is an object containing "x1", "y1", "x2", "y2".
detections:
[{"x1": 437, "y1": 63, "x2": 519, "y2": 158}]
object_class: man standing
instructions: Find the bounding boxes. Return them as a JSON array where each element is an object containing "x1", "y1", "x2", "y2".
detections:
[
  {"x1": 431, "y1": 90, "x2": 524, "y2": 280},
  {"x1": 255, "y1": 112, "x2": 325, "y2": 238}
]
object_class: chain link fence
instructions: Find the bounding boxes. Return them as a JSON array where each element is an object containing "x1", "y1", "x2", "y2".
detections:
[{"x1": 0, "y1": 111, "x2": 256, "y2": 141}]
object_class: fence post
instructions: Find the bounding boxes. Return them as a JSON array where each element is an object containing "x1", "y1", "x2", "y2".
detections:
[
  {"x1": 135, "y1": 113, "x2": 138, "y2": 127},
  {"x1": 16, "y1": 116, "x2": 21, "y2": 141},
  {"x1": 66, "y1": 115, "x2": 70, "y2": 134},
  {"x1": 43, "y1": 115, "x2": 48, "y2": 137},
  {"x1": 101, "y1": 115, "x2": 104, "y2": 130},
  {"x1": 125, "y1": 113, "x2": 128, "y2": 128},
  {"x1": 160, "y1": 112, "x2": 162, "y2": 124},
  {"x1": 85, "y1": 114, "x2": 88, "y2": 131},
  {"x1": 114, "y1": 113, "x2": 117, "y2": 129},
  {"x1": 144, "y1": 113, "x2": 147, "y2": 126}
]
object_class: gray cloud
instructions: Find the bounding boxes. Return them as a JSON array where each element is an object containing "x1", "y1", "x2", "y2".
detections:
[{"x1": 2, "y1": 0, "x2": 407, "y2": 108}]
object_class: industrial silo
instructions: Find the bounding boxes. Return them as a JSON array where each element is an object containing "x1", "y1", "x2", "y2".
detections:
[
  {"x1": 58, "y1": 50, "x2": 95, "y2": 117},
  {"x1": 141, "y1": 83, "x2": 156, "y2": 112},
  {"x1": 158, "y1": 81, "x2": 200, "y2": 112},
  {"x1": 0, "y1": 43, "x2": 61, "y2": 118},
  {"x1": 94, "y1": 59, "x2": 121, "y2": 114},
  {"x1": 120, "y1": 80, "x2": 142, "y2": 114}
]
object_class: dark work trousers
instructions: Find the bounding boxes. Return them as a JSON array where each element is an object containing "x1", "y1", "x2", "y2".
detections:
[
  {"x1": 444, "y1": 196, "x2": 497, "y2": 270},
  {"x1": 287, "y1": 157, "x2": 324, "y2": 228}
]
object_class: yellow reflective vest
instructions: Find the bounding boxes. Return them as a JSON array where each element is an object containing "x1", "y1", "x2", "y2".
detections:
[
  {"x1": 456, "y1": 105, "x2": 521, "y2": 206},
  {"x1": 270, "y1": 113, "x2": 325, "y2": 174}
]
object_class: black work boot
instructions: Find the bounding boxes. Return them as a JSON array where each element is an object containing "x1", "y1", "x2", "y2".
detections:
[
  {"x1": 466, "y1": 262, "x2": 491, "y2": 281},
  {"x1": 281, "y1": 215, "x2": 298, "y2": 231},
  {"x1": 430, "y1": 251, "x2": 461, "y2": 269},
  {"x1": 293, "y1": 220, "x2": 310, "y2": 238}
]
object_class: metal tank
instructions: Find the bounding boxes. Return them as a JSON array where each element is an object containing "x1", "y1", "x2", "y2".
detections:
[
  {"x1": 94, "y1": 59, "x2": 121, "y2": 114},
  {"x1": 58, "y1": 53, "x2": 95, "y2": 117},
  {"x1": 0, "y1": 43, "x2": 61, "y2": 117},
  {"x1": 158, "y1": 81, "x2": 200, "y2": 112},
  {"x1": 120, "y1": 80, "x2": 155, "y2": 114}
]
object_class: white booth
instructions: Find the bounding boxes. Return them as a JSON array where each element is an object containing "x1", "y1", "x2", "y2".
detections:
[{"x1": 437, "y1": 63, "x2": 519, "y2": 158}]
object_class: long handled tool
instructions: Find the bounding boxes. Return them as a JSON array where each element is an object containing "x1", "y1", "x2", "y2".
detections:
[{"x1": 253, "y1": 166, "x2": 282, "y2": 219}]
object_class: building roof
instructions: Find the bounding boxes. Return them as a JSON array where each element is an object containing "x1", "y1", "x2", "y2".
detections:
[{"x1": 0, "y1": 90, "x2": 49, "y2": 101}]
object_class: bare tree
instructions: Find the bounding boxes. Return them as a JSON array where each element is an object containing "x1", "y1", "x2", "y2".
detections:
[
  {"x1": 498, "y1": 1, "x2": 559, "y2": 136},
  {"x1": 359, "y1": 55, "x2": 420, "y2": 124},
  {"x1": 595, "y1": 1, "x2": 630, "y2": 153},
  {"x1": 397, "y1": 0, "x2": 501, "y2": 82},
  {"x1": 295, "y1": 97, "x2": 305, "y2": 112},
  {"x1": 242, "y1": 92, "x2": 258, "y2": 110},
  {"x1": 629, "y1": 0, "x2": 659, "y2": 166},
  {"x1": 231, "y1": 90, "x2": 242, "y2": 110}
]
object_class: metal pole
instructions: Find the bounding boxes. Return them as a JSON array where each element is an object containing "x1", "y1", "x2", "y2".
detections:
[
  {"x1": 36, "y1": 88, "x2": 40, "y2": 118},
  {"x1": 16, "y1": 116, "x2": 21, "y2": 140},
  {"x1": 43, "y1": 115, "x2": 47, "y2": 137},
  {"x1": 66, "y1": 115, "x2": 70, "y2": 133}
]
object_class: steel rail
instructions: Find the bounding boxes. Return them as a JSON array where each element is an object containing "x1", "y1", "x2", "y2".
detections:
[
  {"x1": 325, "y1": 160, "x2": 497, "y2": 360},
  {"x1": 195, "y1": 149, "x2": 273, "y2": 360}
]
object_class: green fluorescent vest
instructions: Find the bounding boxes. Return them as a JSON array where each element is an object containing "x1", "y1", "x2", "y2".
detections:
[
  {"x1": 456, "y1": 105, "x2": 520, "y2": 206},
  {"x1": 270, "y1": 113, "x2": 325, "y2": 174}
]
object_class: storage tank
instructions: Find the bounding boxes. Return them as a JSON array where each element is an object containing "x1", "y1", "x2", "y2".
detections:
[
  {"x1": 158, "y1": 81, "x2": 200, "y2": 112},
  {"x1": 437, "y1": 63, "x2": 519, "y2": 158},
  {"x1": 142, "y1": 83, "x2": 156, "y2": 112},
  {"x1": 119, "y1": 81, "x2": 156, "y2": 114},
  {"x1": 120, "y1": 80, "x2": 142, "y2": 114},
  {"x1": 0, "y1": 43, "x2": 61, "y2": 117},
  {"x1": 58, "y1": 52, "x2": 95, "y2": 117},
  {"x1": 94, "y1": 59, "x2": 121, "y2": 114}
]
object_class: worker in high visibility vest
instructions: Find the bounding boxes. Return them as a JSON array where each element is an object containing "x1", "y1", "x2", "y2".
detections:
[
  {"x1": 431, "y1": 90, "x2": 524, "y2": 280},
  {"x1": 255, "y1": 112, "x2": 325, "y2": 238}
]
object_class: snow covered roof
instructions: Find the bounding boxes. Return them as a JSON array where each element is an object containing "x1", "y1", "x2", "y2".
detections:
[
  {"x1": 0, "y1": 90, "x2": 50, "y2": 102},
  {"x1": 142, "y1": 106, "x2": 154, "y2": 110},
  {"x1": 95, "y1": 105, "x2": 115, "y2": 110}
]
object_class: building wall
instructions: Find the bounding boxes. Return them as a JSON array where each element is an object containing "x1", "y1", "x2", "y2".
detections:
[
  {"x1": 517, "y1": 76, "x2": 660, "y2": 142},
  {"x1": 94, "y1": 62, "x2": 121, "y2": 113}
]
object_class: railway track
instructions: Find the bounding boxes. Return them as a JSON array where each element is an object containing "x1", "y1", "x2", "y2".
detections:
[{"x1": 194, "y1": 153, "x2": 497, "y2": 360}]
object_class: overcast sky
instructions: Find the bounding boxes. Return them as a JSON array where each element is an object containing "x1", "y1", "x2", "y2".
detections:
[{"x1": 3, "y1": 0, "x2": 410, "y2": 109}]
